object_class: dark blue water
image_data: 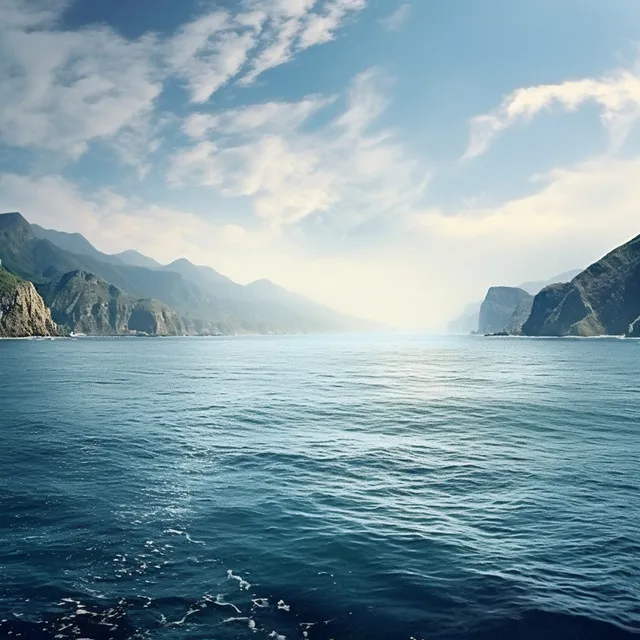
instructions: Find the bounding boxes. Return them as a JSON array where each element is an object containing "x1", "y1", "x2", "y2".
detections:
[{"x1": 1, "y1": 335, "x2": 638, "y2": 640}]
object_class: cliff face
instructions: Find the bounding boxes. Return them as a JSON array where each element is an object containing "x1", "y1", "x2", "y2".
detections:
[
  {"x1": 0, "y1": 269, "x2": 57, "y2": 337},
  {"x1": 523, "y1": 234, "x2": 640, "y2": 337},
  {"x1": 42, "y1": 271, "x2": 187, "y2": 336},
  {"x1": 478, "y1": 287, "x2": 534, "y2": 334}
]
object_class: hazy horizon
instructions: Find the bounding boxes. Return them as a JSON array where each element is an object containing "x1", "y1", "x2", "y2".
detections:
[{"x1": 2, "y1": 0, "x2": 640, "y2": 329}]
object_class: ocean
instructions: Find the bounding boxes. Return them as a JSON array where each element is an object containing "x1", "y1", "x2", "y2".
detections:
[{"x1": 0, "y1": 334, "x2": 638, "y2": 639}]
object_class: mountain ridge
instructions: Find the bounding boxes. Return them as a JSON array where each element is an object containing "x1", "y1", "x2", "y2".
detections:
[
  {"x1": 523, "y1": 234, "x2": 640, "y2": 337},
  {"x1": 449, "y1": 269, "x2": 583, "y2": 334},
  {"x1": 0, "y1": 212, "x2": 372, "y2": 336}
]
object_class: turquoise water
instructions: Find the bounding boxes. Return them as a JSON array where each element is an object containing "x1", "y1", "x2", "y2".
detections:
[{"x1": 0, "y1": 334, "x2": 638, "y2": 639}]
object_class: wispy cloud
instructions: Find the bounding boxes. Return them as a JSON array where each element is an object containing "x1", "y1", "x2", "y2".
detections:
[
  {"x1": 0, "y1": 0, "x2": 369, "y2": 160},
  {"x1": 182, "y1": 97, "x2": 333, "y2": 138},
  {"x1": 0, "y1": 2, "x2": 161, "y2": 160},
  {"x1": 380, "y1": 3, "x2": 411, "y2": 33},
  {"x1": 0, "y1": 172, "x2": 259, "y2": 265},
  {"x1": 463, "y1": 67, "x2": 640, "y2": 160},
  {"x1": 239, "y1": 0, "x2": 367, "y2": 85},
  {"x1": 169, "y1": 68, "x2": 429, "y2": 228}
]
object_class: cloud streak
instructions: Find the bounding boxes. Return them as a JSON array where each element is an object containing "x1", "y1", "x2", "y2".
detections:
[
  {"x1": 380, "y1": 3, "x2": 411, "y2": 32},
  {"x1": 0, "y1": 0, "x2": 369, "y2": 157},
  {"x1": 169, "y1": 68, "x2": 429, "y2": 229},
  {"x1": 464, "y1": 69, "x2": 640, "y2": 160},
  {"x1": 0, "y1": 5, "x2": 162, "y2": 159}
]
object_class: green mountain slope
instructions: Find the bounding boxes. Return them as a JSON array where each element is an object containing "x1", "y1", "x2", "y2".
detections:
[
  {"x1": 0, "y1": 212, "x2": 372, "y2": 335},
  {"x1": 523, "y1": 234, "x2": 640, "y2": 337}
]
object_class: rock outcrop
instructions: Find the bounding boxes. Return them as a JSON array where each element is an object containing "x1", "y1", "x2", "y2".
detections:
[
  {"x1": 41, "y1": 271, "x2": 187, "y2": 336},
  {"x1": 449, "y1": 270, "x2": 581, "y2": 334},
  {"x1": 523, "y1": 234, "x2": 640, "y2": 337},
  {"x1": 478, "y1": 287, "x2": 534, "y2": 334},
  {"x1": 0, "y1": 269, "x2": 57, "y2": 337}
]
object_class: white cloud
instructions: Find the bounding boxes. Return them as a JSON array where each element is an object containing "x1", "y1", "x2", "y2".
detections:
[
  {"x1": 0, "y1": 0, "x2": 369, "y2": 161},
  {"x1": 0, "y1": 172, "x2": 260, "y2": 265},
  {"x1": 379, "y1": 3, "x2": 411, "y2": 32},
  {"x1": 464, "y1": 68, "x2": 640, "y2": 159},
  {"x1": 0, "y1": 3, "x2": 162, "y2": 159},
  {"x1": 182, "y1": 96, "x2": 331, "y2": 138},
  {"x1": 239, "y1": 0, "x2": 367, "y2": 85},
  {"x1": 169, "y1": 68, "x2": 429, "y2": 228},
  {"x1": 167, "y1": 0, "x2": 367, "y2": 99},
  {"x1": 298, "y1": 0, "x2": 367, "y2": 48},
  {"x1": 239, "y1": 16, "x2": 301, "y2": 85},
  {"x1": 0, "y1": 0, "x2": 65, "y2": 29},
  {"x1": 423, "y1": 157, "x2": 640, "y2": 244},
  {"x1": 167, "y1": 11, "x2": 261, "y2": 103}
]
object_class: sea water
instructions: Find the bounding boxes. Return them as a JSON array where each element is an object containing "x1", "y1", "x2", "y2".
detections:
[{"x1": 0, "y1": 334, "x2": 638, "y2": 639}]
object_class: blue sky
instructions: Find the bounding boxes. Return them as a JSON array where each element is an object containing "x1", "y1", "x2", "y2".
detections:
[{"x1": 2, "y1": 0, "x2": 640, "y2": 328}]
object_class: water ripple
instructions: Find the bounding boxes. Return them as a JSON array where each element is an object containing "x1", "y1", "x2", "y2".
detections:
[{"x1": 0, "y1": 334, "x2": 638, "y2": 639}]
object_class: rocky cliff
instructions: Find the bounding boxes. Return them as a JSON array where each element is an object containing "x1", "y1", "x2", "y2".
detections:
[
  {"x1": 41, "y1": 271, "x2": 188, "y2": 336},
  {"x1": 523, "y1": 234, "x2": 640, "y2": 337},
  {"x1": 478, "y1": 287, "x2": 534, "y2": 334},
  {"x1": 449, "y1": 270, "x2": 581, "y2": 334},
  {"x1": 0, "y1": 269, "x2": 57, "y2": 337}
]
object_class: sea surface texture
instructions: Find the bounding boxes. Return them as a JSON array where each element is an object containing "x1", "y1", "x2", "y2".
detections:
[{"x1": 1, "y1": 335, "x2": 638, "y2": 639}]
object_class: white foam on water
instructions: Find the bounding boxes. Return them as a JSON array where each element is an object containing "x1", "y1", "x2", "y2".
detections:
[
  {"x1": 223, "y1": 616, "x2": 256, "y2": 630},
  {"x1": 208, "y1": 594, "x2": 241, "y2": 614},
  {"x1": 164, "y1": 528, "x2": 206, "y2": 545},
  {"x1": 252, "y1": 598, "x2": 269, "y2": 608},
  {"x1": 277, "y1": 600, "x2": 290, "y2": 612},
  {"x1": 227, "y1": 569, "x2": 251, "y2": 590},
  {"x1": 268, "y1": 632, "x2": 286, "y2": 640},
  {"x1": 168, "y1": 606, "x2": 199, "y2": 626}
]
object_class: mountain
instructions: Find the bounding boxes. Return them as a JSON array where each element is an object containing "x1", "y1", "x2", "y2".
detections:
[
  {"x1": 523, "y1": 234, "x2": 640, "y2": 337},
  {"x1": 0, "y1": 212, "x2": 370, "y2": 335},
  {"x1": 0, "y1": 268, "x2": 57, "y2": 337},
  {"x1": 164, "y1": 258, "x2": 240, "y2": 297},
  {"x1": 478, "y1": 287, "x2": 533, "y2": 334},
  {"x1": 115, "y1": 250, "x2": 163, "y2": 270},
  {"x1": 40, "y1": 271, "x2": 187, "y2": 336},
  {"x1": 245, "y1": 278, "x2": 377, "y2": 332},
  {"x1": 32, "y1": 225, "x2": 165, "y2": 271},
  {"x1": 448, "y1": 269, "x2": 582, "y2": 334},
  {"x1": 518, "y1": 269, "x2": 583, "y2": 295},
  {"x1": 31, "y1": 224, "x2": 125, "y2": 265}
]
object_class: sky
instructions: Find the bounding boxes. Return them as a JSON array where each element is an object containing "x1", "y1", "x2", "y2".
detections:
[{"x1": 2, "y1": 0, "x2": 640, "y2": 329}]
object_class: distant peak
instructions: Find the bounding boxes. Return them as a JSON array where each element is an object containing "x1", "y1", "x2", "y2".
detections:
[
  {"x1": 0, "y1": 211, "x2": 29, "y2": 228},
  {"x1": 246, "y1": 278, "x2": 290, "y2": 297},
  {"x1": 248, "y1": 278, "x2": 277, "y2": 288}
]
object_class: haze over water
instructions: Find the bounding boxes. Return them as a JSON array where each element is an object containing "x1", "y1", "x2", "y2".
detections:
[{"x1": 1, "y1": 334, "x2": 639, "y2": 639}]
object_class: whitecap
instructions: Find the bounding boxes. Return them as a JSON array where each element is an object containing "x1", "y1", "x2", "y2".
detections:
[
  {"x1": 277, "y1": 600, "x2": 290, "y2": 612},
  {"x1": 227, "y1": 569, "x2": 251, "y2": 590},
  {"x1": 208, "y1": 594, "x2": 241, "y2": 614}
]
